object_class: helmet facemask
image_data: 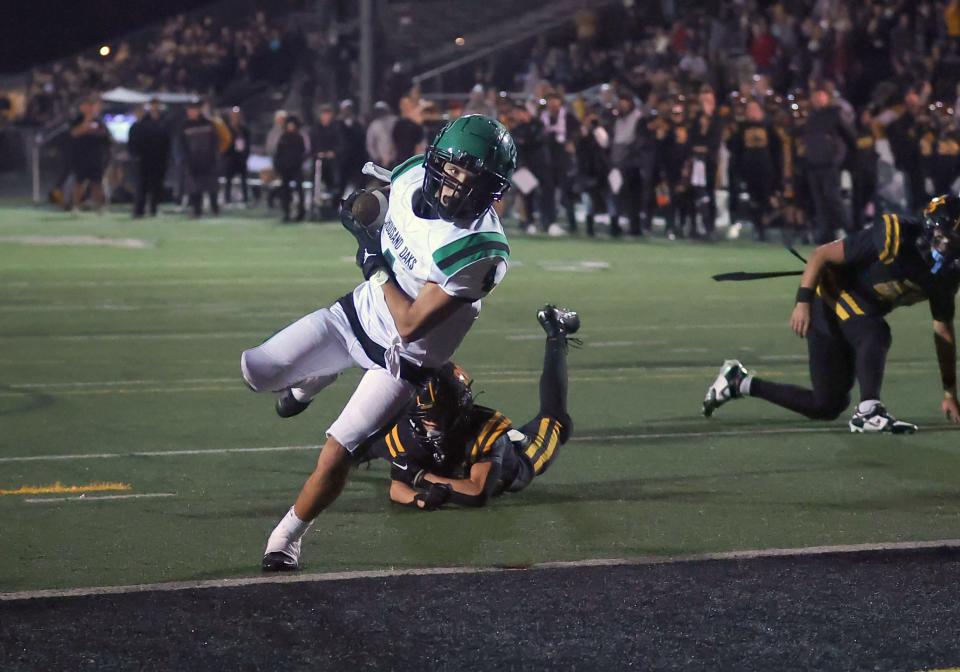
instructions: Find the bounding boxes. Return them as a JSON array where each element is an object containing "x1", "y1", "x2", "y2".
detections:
[
  {"x1": 408, "y1": 364, "x2": 475, "y2": 467},
  {"x1": 922, "y1": 195, "x2": 960, "y2": 274},
  {"x1": 422, "y1": 147, "x2": 511, "y2": 222},
  {"x1": 927, "y1": 227, "x2": 960, "y2": 274}
]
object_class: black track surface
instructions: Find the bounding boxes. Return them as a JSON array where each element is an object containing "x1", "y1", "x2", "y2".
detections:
[{"x1": 3, "y1": 548, "x2": 960, "y2": 671}]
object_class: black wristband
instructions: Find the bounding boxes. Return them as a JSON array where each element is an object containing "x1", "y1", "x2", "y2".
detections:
[{"x1": 796, "y1": 287, "x2": 815, "y2": 304}]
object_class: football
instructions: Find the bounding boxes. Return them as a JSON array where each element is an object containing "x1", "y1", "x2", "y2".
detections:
[{"x1": 351, "y1": 189, "x2": 388, "y2": 229}]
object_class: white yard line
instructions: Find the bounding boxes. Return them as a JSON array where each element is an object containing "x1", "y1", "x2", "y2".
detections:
[
  {"x1": 0, "y1": 322, "x2": 788, "y2": 342},
  {"x1": 4, "y1": 422, "x2": 942, "y2": 465},
  {"x1": 5, "y1": 378, "x2": 239, "y2": 389},
  {"x1": 2, "y1": 278, "x2": 347, "y2": 288},
  {"x1": 3, "y1": 538, "x2": 959, "y2": 602},
  {"x1": 0, "y1": 444, "x2": 320, "y2": 464},
  {"x1": 24, "y1": 493, "x2": 176, "y2": 504},
  {"x1": 2, "y1": 359, "x2": 939, "y2": 391}
]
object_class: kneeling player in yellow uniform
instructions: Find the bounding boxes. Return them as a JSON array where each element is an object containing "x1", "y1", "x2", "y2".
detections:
[
  {"x1": 360, "y1": 305, "x2": 580, "y2": 509},
  {"x1": 703, "y1": 195, "x2": 960, "y2": 433}
]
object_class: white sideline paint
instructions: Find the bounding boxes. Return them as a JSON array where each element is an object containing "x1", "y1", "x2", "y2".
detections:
[
  {"x1": 24, "y1": 493, "x2": 176, "y2": 504},
  {"x1": 3, "y1": 538, "x2": 959, "y2": 602}
]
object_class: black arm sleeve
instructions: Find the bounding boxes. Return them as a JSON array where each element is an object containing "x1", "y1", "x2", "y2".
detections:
[
  {"x1": 929, "y1": 282, "x2": 958, "y2": 323},
  {"x1": 446, "y1": 434, "x2": 510, "y2": 507}
]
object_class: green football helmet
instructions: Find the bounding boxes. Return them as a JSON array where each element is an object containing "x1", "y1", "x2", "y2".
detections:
[{"x1": 422, "y1": 114, "x2": 517, "y2": 221}]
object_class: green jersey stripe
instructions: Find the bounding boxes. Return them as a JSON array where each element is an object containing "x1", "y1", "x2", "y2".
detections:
[
  {"x1": 435, "y1": 241, "x2": 510, "y2": 271},
  {"x1": 432, "y1": 232, "x2": 509, "y2": 265},
  {"x1": 390, "y1": 154, "x2": 425, "y2": 182},
  {"x1": 440, "y1": 248, "x2": 509, "y2": 276}
]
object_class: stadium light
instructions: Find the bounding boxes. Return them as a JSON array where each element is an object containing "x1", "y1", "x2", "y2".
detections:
[{"x1": 99, "y1": 45, "x2": 111, "y2": 57}]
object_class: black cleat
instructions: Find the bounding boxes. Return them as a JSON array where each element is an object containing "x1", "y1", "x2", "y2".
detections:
[
  {"x1": 276, "y1": 389, "x2": 311, "y2": 418},
  {"x1": 261, "y1": 550, "x2": 300, "y2": 572},
  {"x1": 537, "y1": 304, "x2": 581, "y2": 339}
]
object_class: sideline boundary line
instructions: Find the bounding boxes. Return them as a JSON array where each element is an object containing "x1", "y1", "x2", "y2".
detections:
[{"x1": 3, "y1": 538, "x2": 959, "y2": 602}]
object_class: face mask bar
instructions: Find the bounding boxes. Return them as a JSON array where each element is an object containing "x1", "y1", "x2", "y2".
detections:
[
  {"x1": 929, "y1": 229, "x2": 960, "y2": 274},
  {"x1": 423, "y1": 148, "x2": 511, "y2": 221}
]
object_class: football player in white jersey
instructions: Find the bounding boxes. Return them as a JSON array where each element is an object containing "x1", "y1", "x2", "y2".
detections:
[{"x1": 242, "y1": 115, "x2": 517, "y2": 571}]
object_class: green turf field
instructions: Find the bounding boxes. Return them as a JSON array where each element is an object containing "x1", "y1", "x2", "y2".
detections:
[{"x1": 2, "y1": 206, "x2": 959, "y2": 594}]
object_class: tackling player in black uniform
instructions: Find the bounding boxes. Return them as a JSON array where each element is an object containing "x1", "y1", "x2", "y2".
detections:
[
  {"x1": 703, "y1": 195, "x2": 960, "y2": 433},
  {"x1": 361, "y1": 304, "x2": 579, "y2": 510}
]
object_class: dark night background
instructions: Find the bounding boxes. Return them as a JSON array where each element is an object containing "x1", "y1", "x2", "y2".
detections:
[{"x1": 0, "y1": 0, "x2": 212, "y2": 74}]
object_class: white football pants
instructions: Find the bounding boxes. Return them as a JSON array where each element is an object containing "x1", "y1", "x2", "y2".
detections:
[{"x1": 240, "y1": 302, "x2": 414, "y2": 451}]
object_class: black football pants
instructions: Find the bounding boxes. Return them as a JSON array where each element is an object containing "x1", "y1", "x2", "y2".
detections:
[{"x1": 750, "y1": 299, "x2": 891, "y2": 419}]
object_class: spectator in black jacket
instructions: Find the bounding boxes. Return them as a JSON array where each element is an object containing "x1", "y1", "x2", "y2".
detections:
[
  {"x1": 727, "y1": 100, "x2": 783, "y2": 241},
  {"x1": 128, "y1": 99, "x2": 170, "y2": 218},
  {"x1": 576, "y1": 109, "x2": 611, "y2": 237},
  {"x1": 392, "y1": 105, "x2": 425, "y2": 168},
  {"x1": 509, "y1": 103, "x2": 553, "y2": 234},
  {"x1": 275, "y1": 115, "x2": 307, "y2": 222},
  {"x1": 311, "y1": 104, "x2": 340, "y2": 198},
  {"x1": 179, "y1": 100, "x2": 220, "y2": 217},
  {"x1": 688, "y1": 87, "x2": 723, "y2": 238},
  {"x1": 803, "y1": 88, "x2": 856, "y2": 243},
  {"x1": 223, "y1": 107, "x2": 251, "y2": 205},
  {"x1": 851, "y1": 107, "x2": 879, "y2": 232},
  {"x1": 334, "y1": 100, "x2": 366, "y2": 196},
  {"x1": 885, "y1": 88, "x2": 928, "y2": 212},
  {"x1": 540, "y1": 92, "x2": 581, "y2": 235},
  {"x1": 658, "y1": 102, "x2": 694, "y2": 239},
  {"x1": 69, "y1": 99, "x2": 111, "y2": 212}
]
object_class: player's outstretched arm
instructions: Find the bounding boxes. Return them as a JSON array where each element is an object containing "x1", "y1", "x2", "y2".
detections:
[
  {"x1": 381, "y1": 281, "x2": 469, "y2": 342},
  {"x1": 417, "y1": 461, "x2": 498, "y2": 508},
  {"x1": 791, "y1": 240, "x2": 845, "y2": 338},
  {"x1": 389, "y1": 479, "x2": 452, "y2": 510},
  {"x1": 932, "y1": 319, "x2": 960, "y2": 423}
]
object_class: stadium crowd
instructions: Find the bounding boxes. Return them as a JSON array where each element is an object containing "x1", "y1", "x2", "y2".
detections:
[
  {"x1": 19, "y1": 0, "x2": 960, "y2": 240},
  {"x1": 22, "y1": 6, "x2": 309, "y2": 126}
]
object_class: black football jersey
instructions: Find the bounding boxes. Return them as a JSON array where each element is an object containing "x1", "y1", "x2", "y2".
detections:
[
  {"x1": 818, "y1": 214, "x2": 959, "y2": 322},
  {"x1": 373, "y1": 405, "x2": 513, "y2": 481}
]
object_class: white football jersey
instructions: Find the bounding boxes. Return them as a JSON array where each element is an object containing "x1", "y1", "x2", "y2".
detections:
[{"x1": 352, "y1": 154, "x2": 509, "y2": 370}]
